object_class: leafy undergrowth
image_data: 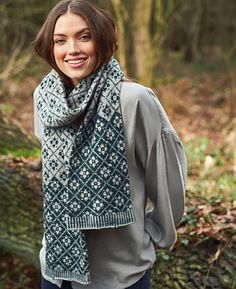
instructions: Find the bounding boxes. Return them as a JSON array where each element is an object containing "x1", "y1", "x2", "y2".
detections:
[
  {"x1": 0, "y1": 147, "x2": 41, "y2": 158},
  {"x1": 179, "y1": 195, "x2": 236, "y2": 246},
  {"x1": 182, "y1": 134, "x2": 236, "y2": 244},
  {"x1": 0, "y1": 251, "x2": 40, "y2": 289},
  {"x1": 152, "y1": 133, "x2": 236, "y2": 288},
  {"x1": 177, "y1": 132, "x2": 236, "y2": 252}
]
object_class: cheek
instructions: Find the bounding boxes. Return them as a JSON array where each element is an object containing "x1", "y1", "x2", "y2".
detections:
[
  {"x1": 87, "y1": 42, "x2": 97, "y2": 59},
  {"x1": 53, "y1": 47, "x2": 64, "y2": 62}
]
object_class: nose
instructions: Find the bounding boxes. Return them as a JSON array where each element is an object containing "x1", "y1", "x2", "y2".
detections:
[{"x1": 68, "y1": 40, "x2": 80, "y2": 54}]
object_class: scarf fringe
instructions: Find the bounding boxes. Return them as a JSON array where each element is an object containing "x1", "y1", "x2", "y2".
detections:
[
  {"x1": 44, "y1": 266, "x2": 90, "y2": 285},
  {"x1": 66, "y1": 209, "x2": 135, "y2": 230}
]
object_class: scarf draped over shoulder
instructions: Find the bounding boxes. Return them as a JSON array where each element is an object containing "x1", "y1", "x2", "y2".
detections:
[{"x1": 37, "y1": 58, "x2": 135, "y2": 284}]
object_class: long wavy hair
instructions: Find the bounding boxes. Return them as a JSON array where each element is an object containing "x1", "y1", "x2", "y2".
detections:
[{"x1": 34, "y1": 0, "x2": 118, "y2": 88}]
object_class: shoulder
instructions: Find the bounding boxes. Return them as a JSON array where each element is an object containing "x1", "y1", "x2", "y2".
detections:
[
  {"x1": 120, "y1": 81, "x2": 176, "y2": 134},
  {"x1": 121, "y1": 81, "x2": 154, "y2": 101},
  {"x1": 120, "y1": 81, "x2": 160, "y2": 110},
  {"x1": 120, "y1": 81, "x2": 164, "y2": 136}
]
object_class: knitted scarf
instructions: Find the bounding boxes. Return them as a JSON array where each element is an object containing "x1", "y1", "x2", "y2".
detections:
[{"x1": 37, "y1": 58, "x2": 135, "y2": 284}]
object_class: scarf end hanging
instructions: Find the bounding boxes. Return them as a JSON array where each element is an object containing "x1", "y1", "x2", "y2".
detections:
[
  {"x1": 44, "y1": 265, "x2": 90, "y2": 285},
  {"x1": 66, "y1": 209, "x2": 136, "y2": 230}
]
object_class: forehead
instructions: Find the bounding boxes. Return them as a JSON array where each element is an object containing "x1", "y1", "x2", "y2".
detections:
[{"x1": 54, "y1": 12, "x2": 89, "y2": 34}]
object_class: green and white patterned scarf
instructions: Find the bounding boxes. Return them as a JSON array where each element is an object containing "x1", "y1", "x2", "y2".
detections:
[{"x1": 37, "y1": 58, "x2": 135, "y2": 284}]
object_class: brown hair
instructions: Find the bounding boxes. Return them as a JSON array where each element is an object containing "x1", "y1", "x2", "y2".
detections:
[{"x1": 34, "y1": 0, "x2": 117, "y2": 87}]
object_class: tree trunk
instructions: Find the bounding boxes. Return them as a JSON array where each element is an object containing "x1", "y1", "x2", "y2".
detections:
[
  {"x1": 0, "y1": 158, "x2": 43, "y2": 267},
  {"x1": 0, "y1": 110, "x2": 42, "y2": 267},
  {"x1": 110, "y1": 0, "x2": 125, "y2": 72},
  {"x1": 128, "y1": 0, "x2": 152, "y2": 83},
  {"x1": 112, "y1": 0, "x2": 183, "y2": 86},
  {"x1": 152, "y1": 240, "x2": 236, "y2": 289},
  {"x1": 0, "y1": 110, "x2": 39, "y2": 156},
  {"x1": 184, "y1": 0, "x2": 204, "y2": 62}
]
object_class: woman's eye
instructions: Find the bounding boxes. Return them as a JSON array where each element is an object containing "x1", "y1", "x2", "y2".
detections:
[
  {"x1": 79, "y1": 34, "x2": 91, "y2": 41},
  {"x1": 54, "y1": 39, "x2": 66, "y2": 45}
]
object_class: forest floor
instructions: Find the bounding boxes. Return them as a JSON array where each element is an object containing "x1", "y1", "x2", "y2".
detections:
[{"x1": 0, "y1": 62, "x2": 235, "y2": 288}]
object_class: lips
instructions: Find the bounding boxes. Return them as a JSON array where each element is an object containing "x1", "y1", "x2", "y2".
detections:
[
  {"x1": 65, "y1": 57, "x2": 87, "y2": 64},
  {"x1": 66, "y1": 59, "x2": 85, "y2": 64},
  {"x1": 64, "y1": 57, "x2": 88, "y2": 69}
]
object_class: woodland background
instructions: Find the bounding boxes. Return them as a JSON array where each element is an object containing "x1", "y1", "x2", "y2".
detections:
[{"x1": 0, "y1": 0, "x2": 235, "y2": 288}]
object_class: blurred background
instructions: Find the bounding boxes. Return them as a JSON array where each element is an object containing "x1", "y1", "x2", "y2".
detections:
[{"x1": 0, "y1": 0, "x2": 235, "y2": 288}]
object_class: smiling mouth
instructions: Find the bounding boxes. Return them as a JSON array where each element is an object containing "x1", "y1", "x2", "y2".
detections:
[
  {"x1": 65, "y1": 58, "x2": 87, "y2": 65},
  {"x1": 66, "y1": 60, "x2": 84, "y2": 64}
]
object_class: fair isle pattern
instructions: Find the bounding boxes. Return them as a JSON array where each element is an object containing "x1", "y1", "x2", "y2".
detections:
[{"x1": 37, "y1": 59, "x2": 135, "y2": 284}]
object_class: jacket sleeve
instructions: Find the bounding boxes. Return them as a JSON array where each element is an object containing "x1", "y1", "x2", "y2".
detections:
[
  {"x1": 141, "y1": 89, "x2": 187, "y2": 249},
  {"x1": 33, "y1": 86, "x2": 43, "y2": 144}
]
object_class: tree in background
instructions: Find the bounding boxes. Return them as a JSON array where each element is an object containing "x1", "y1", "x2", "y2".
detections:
[
  {"x1": 108, "y1": 0, "x2": 182, "y2": 86},
  {"x1": 0, "y1": 0, "x2": 236, "y2": 86},
  {"x1": 0, "y1": 0, "x2": 58, "y2": 96},
  {"x1": 166, "y1": 0, "x2": 236, "y2": 62},
  {"x1": 108, "y1": 0, "x2": 236, "y2": 85}
]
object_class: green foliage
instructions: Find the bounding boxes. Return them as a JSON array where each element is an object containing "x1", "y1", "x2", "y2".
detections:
[
  {"x1": 184, "y1": 137, "x2": 209, "y2": 173},
  {"x1": 0, "y1": 103, "x2": 13, "y2": 115},
  {"x1": 0, "y1": 147, "x2": 41, "y2": 158},
  {"x1": 184, "y1": 137, "x2": 235, "y2": 202}
]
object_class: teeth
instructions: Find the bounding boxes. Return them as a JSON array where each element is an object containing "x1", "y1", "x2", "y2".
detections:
[{"x1": 67, "y1": 59, "x2": 85, "y2": 64}]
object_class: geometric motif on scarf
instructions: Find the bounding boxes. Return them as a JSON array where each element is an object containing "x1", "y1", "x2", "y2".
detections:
[{"x1": 37, "y1": 58, "x2": 135, "y2": 283}]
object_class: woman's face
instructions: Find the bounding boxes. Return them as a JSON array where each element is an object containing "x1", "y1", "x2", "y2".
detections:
[{"x1": 53, "y1": 12, "x2": 97, "y2": 87}]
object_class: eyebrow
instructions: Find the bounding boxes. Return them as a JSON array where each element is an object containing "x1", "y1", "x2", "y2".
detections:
[{"x1": 53, "y1": 27, "x2": 90, "y2": 37}]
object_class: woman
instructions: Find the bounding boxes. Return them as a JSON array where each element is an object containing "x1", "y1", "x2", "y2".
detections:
[{"x1": 33, "y1": 1, "x2": 187, "y2": 289}]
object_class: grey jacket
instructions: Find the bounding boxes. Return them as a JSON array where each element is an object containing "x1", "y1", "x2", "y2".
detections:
[{"x1": 34, "y1": 81, "x2": 187, "y2": 289}]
